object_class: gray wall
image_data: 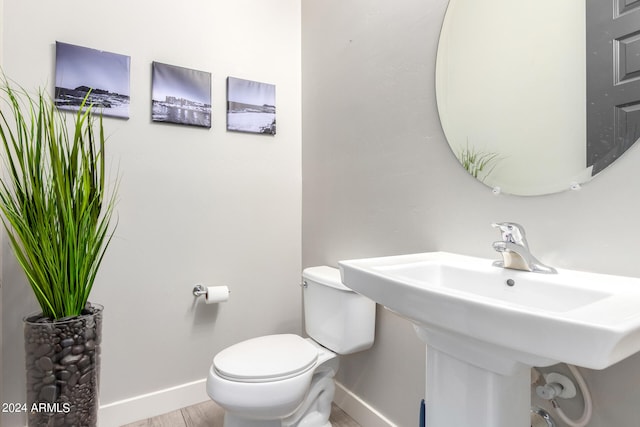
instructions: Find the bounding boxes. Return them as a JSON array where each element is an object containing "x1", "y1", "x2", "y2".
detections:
[
  {"x1": 302, "y1": 0, "x2": 640, "y2": 426},
  {"x1": 1, "y1": 1, "x2": 301, "y2": 425}
]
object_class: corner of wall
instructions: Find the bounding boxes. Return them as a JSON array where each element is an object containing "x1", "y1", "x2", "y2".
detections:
[{"x1": 334, "y1": 381, "x2": 398, "y2": 427}]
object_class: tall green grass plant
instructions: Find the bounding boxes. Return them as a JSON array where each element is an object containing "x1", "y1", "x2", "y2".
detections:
[{"x1": 0, "y1": 78, "x2": 117, "y2": 320}]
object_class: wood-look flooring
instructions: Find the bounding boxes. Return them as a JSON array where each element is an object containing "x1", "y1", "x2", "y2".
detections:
[{"x1": 122, "y1": 400, "x2": 361, "y2": 427}]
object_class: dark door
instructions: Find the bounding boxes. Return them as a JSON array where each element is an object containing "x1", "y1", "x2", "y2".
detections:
[{"x1": 587, "y1": 0, "x2": 640, "y2": 175}]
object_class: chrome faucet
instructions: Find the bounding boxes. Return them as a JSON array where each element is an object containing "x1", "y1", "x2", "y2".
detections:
[{"x1": 491, "y1": 222, "x2": 557, "y2": 274}]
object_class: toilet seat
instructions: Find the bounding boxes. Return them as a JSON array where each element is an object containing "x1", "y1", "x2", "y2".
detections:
[{"x1": 213, "y1": 334, "x2": 318, "y2": 383}]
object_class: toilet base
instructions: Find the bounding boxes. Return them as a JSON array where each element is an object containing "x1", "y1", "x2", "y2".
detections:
[
  {"x1": 223, "y1": 413, "x2": 282, "y2": 427},
  {"x1": 283, "y1": 365, "x2": 335, "y2": 427},
  {"x1": 223, "y1": 413, "x2": 333, "y2": 427},
  {"x1": 224, "y1": 414, "x2": 332, "y2": 427},
  {"x1": 221, "y1": 374, "x2": 335, "y2": 427}
]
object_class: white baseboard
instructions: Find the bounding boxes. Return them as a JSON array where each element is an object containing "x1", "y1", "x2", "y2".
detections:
[
  {"x1": 98, "y1": 379, "x2": 394, "y2": 427},
  {"x1": 98, "y1": 378, "x2": 208, "y2": 427},
  {"x1": 333, "y1": 381, "x2": 397, "y2": 427}
]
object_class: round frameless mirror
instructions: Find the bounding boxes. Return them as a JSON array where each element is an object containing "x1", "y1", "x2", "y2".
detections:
[{"x1": 436, "y1": 0, "x2": 640, "y2": 196}]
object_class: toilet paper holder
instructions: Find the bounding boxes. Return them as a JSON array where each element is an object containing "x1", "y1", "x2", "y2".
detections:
[
  {"x1": 193, "y1": 284, "x2": 207, "y2": 297},
  {"x1": 192, "y1": 284, "x2": 231, "y2": 297}
]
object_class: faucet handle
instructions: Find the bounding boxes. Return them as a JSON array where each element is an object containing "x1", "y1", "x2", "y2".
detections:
[{"x1": 492, "y1": 222, "x2": 528, "y2": 246}]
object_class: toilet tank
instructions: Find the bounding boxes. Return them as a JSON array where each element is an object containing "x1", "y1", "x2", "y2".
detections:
[{"x1": 302, "y1": 266, "x2": 375, "y2": 354}]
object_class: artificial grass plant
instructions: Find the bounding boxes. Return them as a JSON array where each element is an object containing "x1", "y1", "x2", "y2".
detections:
[
  {"x1": 456, "y1": 143, "x2": 501, "y2": 182},
  {"x1": 0, "y1": 78, "x2": 117, "y2": 320}
]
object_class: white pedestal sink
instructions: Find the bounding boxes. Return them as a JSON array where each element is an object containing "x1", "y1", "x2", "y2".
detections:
[{"x1": 339, "y1": 252, "x2": 640, "y2": 427}]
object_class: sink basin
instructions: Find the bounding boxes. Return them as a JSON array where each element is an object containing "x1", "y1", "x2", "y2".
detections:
[
  {"x1": 339, "y1": 251, "x2": 640, "y2": 427},
  {"x1": 339, "y1": 251, "x2": 640, "y2": 370}
]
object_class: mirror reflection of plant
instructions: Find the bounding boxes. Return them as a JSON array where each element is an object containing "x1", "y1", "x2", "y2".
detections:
[
  {"x1": 456, "y1": 142, "x2": 501, "y2": 182},
  {"x1": 0, "y1": 78, "x2": 118, "y2": 320}
]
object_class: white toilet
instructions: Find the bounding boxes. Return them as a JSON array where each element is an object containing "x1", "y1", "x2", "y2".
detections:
[{"x1": 206, "y1": 266, "x2": 376, "y2": 427}]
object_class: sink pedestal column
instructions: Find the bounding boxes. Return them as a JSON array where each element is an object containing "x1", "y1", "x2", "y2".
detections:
[
  {"x1": 426, "y1": 347, "x2": 530, "y2": 427},
  {"x1": 417, "y1": 327, "x2": 532, "y2": 427}
]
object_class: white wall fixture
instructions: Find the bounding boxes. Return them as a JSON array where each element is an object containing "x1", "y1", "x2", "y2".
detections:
[{"x1": 340, "y1": 251, "x2": 640, "y2": 427}]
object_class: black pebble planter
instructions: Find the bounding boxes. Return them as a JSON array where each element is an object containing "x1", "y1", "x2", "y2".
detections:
[{"x1": 24, "y1": 304, "x2": 103, "y2": 427}]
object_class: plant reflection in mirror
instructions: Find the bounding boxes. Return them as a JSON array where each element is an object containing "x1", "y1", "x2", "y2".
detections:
[{"x1": 456, "y1": 142, "x2": 501, "y2": 182}]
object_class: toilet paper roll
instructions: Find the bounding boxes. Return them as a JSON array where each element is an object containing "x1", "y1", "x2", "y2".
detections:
[{"x1": 205, "y1": 286, "x2": 230, "y2": 304}]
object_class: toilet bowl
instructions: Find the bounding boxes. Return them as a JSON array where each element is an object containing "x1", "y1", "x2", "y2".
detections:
[
  {"x1": 206, "y1": 266, "x2": 375, "y2": 427},
  {"x1": 207, "y1": 334, "x2": 339, "y2": 427}
]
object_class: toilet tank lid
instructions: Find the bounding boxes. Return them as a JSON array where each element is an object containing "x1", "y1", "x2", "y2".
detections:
[{"x1": 302, "y1": 266, "x2": 351, "y2": 291}]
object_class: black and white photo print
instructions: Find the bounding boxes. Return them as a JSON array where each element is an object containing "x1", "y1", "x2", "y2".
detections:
[
  {"x1": 152, "y1": 62, "x2": 212, "y2": 128},
  {"x1": 227, "y1": 76, "x2": 276, "y2": 135},
  {"x1": 55, "y1": 41, "x2": 131, "y2": 119}
]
